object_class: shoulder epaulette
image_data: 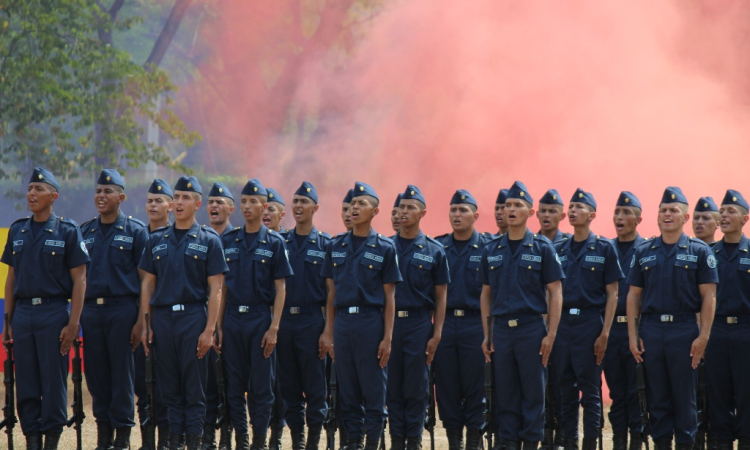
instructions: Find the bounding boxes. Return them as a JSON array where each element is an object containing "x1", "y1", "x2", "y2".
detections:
[
  {"x1": 201, "y1": 225, "x2": 220, "y2": 237},
  {"x1": 318, "y1": 230, "x2": 332, "y2": 239},
  {"x1": 59, "y1": 216, "x2": 79, "y2": 226},
  {"x1": 151, "y1": 225, "x2": 170, "y2": 234},
  {"x1": 81, "y1": 217, "x2": 97, "y2": 228},
  {"x1": 10, "y1": 217, "x2": 29, "y2": 227},
  {"x1": 377, "y1": 233, "x2": 395, "y2": 244},
  {"x1": 534, "y1": 233, "x2": 553, "y2": 244},
  {"x1": 127, "y1": 216, "x2": 146, "y2": 227},
  {"x1": 425, "y1": 235, "x2": 443, "y2": 246}
]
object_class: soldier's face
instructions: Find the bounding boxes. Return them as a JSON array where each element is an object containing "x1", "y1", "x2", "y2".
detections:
[
  {"x1": 95, "y1": 184, "x2": 124, "y2": 216},
  {"x1": 173, "y1": 191, "x2": 201, "y2": 221},
  {"x1": 449, "y1": 204, "x2": 477, "y2": 233},
  {"x1": 391, "y1": 207, "x2": 401, "y2": 232},
  {"x1": 719, "y1": 205, "x2": 748, "y2": 234},
  {"x1": 292, "y1": 195, "x2": 318, "y2": 224},
  {"x1": 657, "y1": 203, "x2": 688, "y2": 233},
  {"x1": 537, "y1": 204, "x2": 565, "y2": 232},
  {"x1": 262, "y1": 202, "x2": 285, "y2": 230},
  {"x1": 146, "y1": 194, "x2": 172, "y2": 223},
  {"x1": 495, "y1": 203, "x2": 507, "y2": 230},
  {"x1": 613, "y1": 206, "x2": 642, "y2": 237},
  {"x1": 399, "y1": 200, "x2": 425, "y2": 229},
  {"x1": 207, "y1": 197, "x2": 235, "y2": 226},
  {"x1": 241, "y1": 195, "x2": 266, "y2": 223},
  {"x1": 692, "y1": 211, "x2": 719, "y2": 241},
  {"x1": 27, "y1": 182, "x2": 58, "y2": 213},
  {"x1": 568, "y1": 202, "x2": 595, "y2": 227},
  {"x1": 350, "y1": 197, "x2": 378, "y2": 225},
  {"x1": 341, "y1": 203, "x2": 353, "y2": 230},
  {"x1": 505, "y1": 199, "x2": 533, "y2": 227}
]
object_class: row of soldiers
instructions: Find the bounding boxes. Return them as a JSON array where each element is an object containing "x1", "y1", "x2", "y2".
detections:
[{"x1": 1, "y1": 168, "x2": 747, "y2": 450}]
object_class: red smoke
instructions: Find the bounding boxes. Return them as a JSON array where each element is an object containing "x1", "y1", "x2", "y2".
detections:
[{"x1": 185, "y1": 0, "x2": 750, "y2": 237}]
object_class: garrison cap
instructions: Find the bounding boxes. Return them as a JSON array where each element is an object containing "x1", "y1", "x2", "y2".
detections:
[
  {"x1": 496, "y1": 189, "x2": 509, "y2": 205},
  {"x1": 97, "y1": 169, "x2": 125, "y2": 189},
  {"x1": 208, "y1": 182, "x2": 234, "y2": 200},
  {"x1": 539, "y1": 189, "x2": 563, "y2": 206},
  {"x1": 343, "y1": 189, "x2": 354, "y2": 204},
  {"x1": 266, "y1": 188, "x2": 284, "y2": 206},
  {"x1": 241, "y1": 178, "x2": 267, "y2": 197},
  {"x1": 507, "y1": 181, "x2": 533, "y2": 206},
  {"x1": 174, "y1": 176, "x2": 202, "y2": 194},
  {"x1": 401, "y1": 185, "x2": 426, "y2": 206},
  {"x1": 616, "y1": 191, "x2": 641, "y2": 209},
  {"x1": 353, "y1": 181, "x2": 378, "y2": 201},
  {"x1": 450, "y1": 189, "x2": 477, "y2": 207},
  {"x1": 721, "y1": 190, "x2": 749, "y2": 211},
  {"x1": 393, "y1": 193, "x2": 404, "y2": 208},
  {"x1": 30, "y1": 167, "x2": 60, "y2": 192},
  {"x1": 571, "y1": 188, "x2": 597, "y2": 211},
  {"x1": 661, "y1": 186, "x2": 688, "y2": 205},
  {"x1": 694, "y1": 197, "x2": 718, "y2": 213},
  {"x1": 148, "y1": 179, "x2": 173, "y2": 198},
  {"x1": 295, "y1": 181, "x2": 318, "y2": 204}
]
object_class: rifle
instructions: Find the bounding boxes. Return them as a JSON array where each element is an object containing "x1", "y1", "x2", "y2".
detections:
[
  {"x1": 1, "y1": 313, "x2": 17, "y2": 450},
  {"x1": 215, "y1": 341, "x2": 231, "y2": 449},
  {"x1": 325, "y1": 361, "x2": 338, "y2": 450},
  {"x1": 425, "y1": 366, "x2": 436, "y2": 450},
  {"x1": 484, "y1": 315, "x2": 495, "y2": 450},
  {"x1": 695, "y1": 361, "x2": 708, "y2": 450},
  {"x1": 544, "y1": 370, "x2": 555, "y2": 450},
  {"x1": 142, "y1": 313, "x2": 157, "y2": 450},
  {"x1": 634, "y1": 317, "x2": 650, "y2": 450},
  {"x1": 66, "y1": 336, "x2": 85, "y2": 450}
]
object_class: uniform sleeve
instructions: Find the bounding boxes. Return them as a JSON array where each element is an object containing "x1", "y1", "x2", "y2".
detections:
[
  {"x1": 432, "y1": 247, "x2": 450, "y2": 285},
  {"x1": 626, "y1": 251, "x2": 644, "y2": 288},
  {"x1": 0, "y1": 228, "x2": 13, "y2": 267},
  {"x1": 66, "y1": 225, "x2": 91, "y2": 269},
  {"x1": 272, "y1": 238, "x2": 293, "y2": 279},
  {"x1": 132, "y1": 226, "x2": 149, "y2": 266},
  {"x1": 321, "y1": 245, "x2": 334, "y2": 279},
  {"x1": 380, "y1": 244, "x2": 402, "y2": 285},
  {"x1": 604, "y1": 243, "x2": 625, "y2": 285},
  {"x1": 697, "y1": 245, "x2": 719, "y2": 285},
  {"x1": 478, "y1": 245, "x2": 491, "y2": 286},
  {"x1": 206, "y1": 234, "x2": 229, "y2": 277},
  {"x1": 540, "y1": 242, "x2": 565, "y2": 285},
  {"x1": 138, "y1": 236, "x2": 157, "y2": 275}
]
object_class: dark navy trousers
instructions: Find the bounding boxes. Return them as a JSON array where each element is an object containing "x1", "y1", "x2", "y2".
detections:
[
  {"x1": 705, "y1": 321, "x2": 750, "y2": 442},
  {"x1": 223, "y1": 307, "x2": 275, "y2": 434},
  {"x1": 603, "y1": 322, "x2": 640, "y2": 435},
  {"x1": 433, "y1": 313, "x2": 485, "y2": 430},
  {"x1": 152, "y1": 303, "x2": 209, "y2": 436},
  {"x1": 12, "y1": 300, "x2": 70, "y2": 434},
  {"x1": 493, "y1": 315, "x2": 547, "y2": 442},
  {"x1": 553, "y1": 312, "x2": 603, "y2": 439},
  {"x1": 277, "y1": 310, "x2": 328, "y2": 430},
  {"x1": 387, "y1": 310, "x2": 433, "y2": 438},
  {"x1": 335, "y1": 308, "x2": 388, "y2": 442},
  {"x1": 80, "y1": 298, "x2": 138, "y2": 428},
  {"x1": 134, "y1": 344, "x2": 169, "y2": 428},
  {"x1": 640, "y1": 320, "x2": 698, "y2": 445},
  {"x1": 205, "y1": 348, "x2": 220, "y2": 424}
]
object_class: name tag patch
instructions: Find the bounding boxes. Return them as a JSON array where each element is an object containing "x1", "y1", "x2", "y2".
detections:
[
  {"x1": 114, "y1": 235, "x2": 133, "y2": 243},
  {"x1": 740, "y1": 258, "x2": 750, "y2": 265},
  {"x1": 470, "y1": 255, "x2": 482, "y2": 262},
  {"x1": 364, "y1": 252, "x2": 384, "y2": 263},
  {"x1": 332, "y1": 252, "x2": 346, "y2": 258},
  {"x1": 521, "y1": 254, "x2": 542, "y2": 263},
  {"x1": 189, "y1": 243, "x2": 208, "y2": 253},
  {"x1": 152, "y1": 244, "x2": 167, "y2": 254},
  {"x1": 559, "y1": 255, "x2": 568, "y2": 262},
  {"x1": 307, "y1": 250, "x2": 325, "y2": 258},
  {"x1": 676, "y1": 254, "x2": 698, "y2": 262},
  {"x1": 83, "y1": 238, "x2": 95, "y2": 245},
  {"x1": 255, "y1": 249, "x2": 273, "y2": 257},
  {"x1": 413, "y1": 253, "x2": 434, "y2": 263},
  {"x1": 585, "y1": 256, "x2": 605, "y2": 264},
  {"x1": 13, "y1": 240, "x2": 23, "y2": 246},
  {"x1": 224, "y1": 248, "x2": 239, "y2": 254},
  {"x1": 487, "y1": 255, "x2": 503, "y2": 263},
  {"x1": 639, "y1": 255, "x2": 656, "y2": 265},
  {"x1": 45, "y1": 240, "x2": 65, "y2": 248}
]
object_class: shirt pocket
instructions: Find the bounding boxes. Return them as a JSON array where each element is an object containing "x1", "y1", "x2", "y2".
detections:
[
  {"x1": 305, "y1": 250, "x2": 325, "y2": 268},
  {"x1": 409, "y1": 256, "x2": 433, "y2": 289},
  {"x1": 359, "y1": 255, "x2": 383, "y2": 290},
  {"x1": 152, "y1": 245, "x2": 168, "y2": 262},
  {"x1": 110, "y1": 236, "x2": 135, "y2": 269},
  {"x1": 518, "y1": 256, "x2": 542, "y2": 285},
  {"x1": 467, "y1": 254, "x2": 482, "y2": 274},
  {"x1": 674, "y1": 257, "x2": 698, "y2": 285},
  {"x1": 42, "y1": 241, "x2": 66, "y2": 272},
  {"x1": 224, "y1": 248, "x2": 240, "y2": 264},
  {"x1": 11, "y1": 240, "x2": 24, "y2": 265}
]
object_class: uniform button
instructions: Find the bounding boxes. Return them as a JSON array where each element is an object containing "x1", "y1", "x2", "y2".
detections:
[
  {"x1": 120, "y1": 246, "x2": 124, "y2": 250},
  {"x1": 262, "y1": 259, "x2": 265, "y2": 263},
  {"x1": 52, "y1": 251, "x2": 55, "y2": 255},
  {"x1": 369, "y1": 265, "x2": 373, "y2": 269},
  {"x1": 591, "y1": 267, "x2": 595, "y2": 271},
  {"x1": 12, "y1": 251, "x2": 15, "y2": 255},
  {"x1": 645, "y1": 266, "x2": 649, "y2": 270},
  {"x1": 419, "y1": 265, "x2": 423, "y2": 268},
  {"x1": 227, "y1": 258, "x2": 230, "y2": 262},
  {"x1": 334, "y1": 263, "x2": 337, "y2": 267},
  {"x1": 157, "y1": 256, "x2": 160, "y2": 260},
  {"x1": 314, "y1": 261, "x2": 317, "y2": 265},
  {"x1": 685, "y1": 265, "x2": 688, "y2": 269},
  {"x1": 194, "y1": 255, "x2": 198, "y2": 259},
  {"x1": 528, "y1": 266, "x2": 531, "y2": 269}
]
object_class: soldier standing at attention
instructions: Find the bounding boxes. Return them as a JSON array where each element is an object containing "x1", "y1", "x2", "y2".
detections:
[
  {"x1": 79, "y1": 169, "x2": 148, "y2": 450},
  {"x1": 537, "y1": 190, "x2": 570, "y2": 245},
  {"x1": 480, "y1": 181, "x2": 565, "y2": 450},
  {"x1": 392, "y1": 193, "x2": 403, "y2": 235},
  {"x1": 692, "y1": 197, "x2": 720, "y2": 246},
  {"x1": 263, "y1": 188, "x2": 287, "y2": 234},
  {"x1": 388, "y1": 185, "x2": 449, "y2": 450},
  {"x1": 553, "y1": 189, "x2": 622, "y2": 450},
  {"x1": 495, "y1": 189, "x2": 509, "y2": 236},
  {"x1": 139, "y1": 176, "x2": 228, "y2": 450},
  {"x1": 603, "y1": 192, "x2": 646, "y2": 450},
  {"x1": 2, "y1": 168, "x2": 90, "y2": 450},
  {"x1": 320, "y1": 182, "x2": 402, "y2": 450},
  {"x1": 627, "y1": 187, "x2": 718, "y2": 450},
  {"x1": 217, "y1": 178, "x2": 293, "y2": 450},
  {"x1": 705, "y1": 190, "x2": 750, "y2": 450}
]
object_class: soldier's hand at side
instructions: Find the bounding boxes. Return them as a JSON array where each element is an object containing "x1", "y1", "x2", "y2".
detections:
[
  {"x1": 539, "y1": 334, "x2": 555, "y2": 367},
  {"x1": 197, "y1": 329, "x2": 213, "y2": 359},
  {"x1": 141, "y1": 324, "x2": 154, "y2": 356},
  {"x1": 319, "y1": 331, "x2": 333, "y2": 361},
  {"x1": 261, "y1": 327, "x2": 278, "y2": 358},
  {"x1": 425, "y1": 336, "x2": 440, "y2": 366},
  {"x1": 690, "y1": 335, "x2": 708, "y2": 369},
  {"x1": 213, "y1": 327, "x2": 223, "y2": 354},
  {"x1": 482, "y1": 336, "x2": 494, "y2": 363},
  {"x1": 59, "y1": 323, "x2": 78, "y2": 354},
  {"x1": 594, "y1": 333, "x2": 608, "y2": 365},
  {"x1": 377, "y1": 338, "x2": 391, "y2": 368},
  {"x1": 2, "y1": 324, "x2": 12, "y2": 346},
  {"x1": 130, "y1": 320, "x2": 143, "y2": 352},
  {"x1": 629, "y1": 338, "x2": 645, "y2": 363}
]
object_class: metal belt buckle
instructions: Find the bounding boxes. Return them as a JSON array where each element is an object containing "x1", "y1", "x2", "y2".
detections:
[
  {"x1": 508, "y1": 319, "x2": 518, "y2": 327},
  {"x1": 348, "y1": 307, "x2": 359, "y2": 314},
  {"x1": 616, "y1": 316, "x2": 627, "y2": 323},
  {"x1": 453, "y1": 309, "x2": 465, "y2": 317},
  {"x1": 290, "y1": 307, "x2": 301, "y2": 315},
  {"x1": 397, "y1": 311, "x2": 409, "y2": 318},
  {"x1": 660, "y1": 315, "x2": 673, "y2": 322},
  {"x1": 727, "y1": 317, "x2": 738, "y2": 324},
  {"x1": 32, "y1": 298, "x2": 42, "y2": 305},
  {"x1": 172, "y1": 304, "x2": 185, "y2": 312},
  {"x1": 238, "y1": 306, "x2": 249, "y2": 313},
  {"x1": 97, "y1": 298, "x2": 105, "y2": 305},
  {"x1": 569, "y1": 308, "x2": 581, "y2": 315}
]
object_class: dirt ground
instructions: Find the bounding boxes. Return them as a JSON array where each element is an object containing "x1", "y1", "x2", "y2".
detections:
[{"x1": 1, "y1": 379, "x2": 618, "y2": 450}]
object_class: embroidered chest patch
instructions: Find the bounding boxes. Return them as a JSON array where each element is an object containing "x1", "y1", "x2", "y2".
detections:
[
  {"x1": 255, "y1": 249, "x2": 273, "y2": 257},
  {"x1": 676, "y1": 254, "x2": 697, "y2": 262},
  {"x1": 189, "y1": 243, "x2": 208, "y2": 253},
  {"x1": 487, "y1": 255, "x2": 502, "y2": 263},
  {"x1": 521, "y1": 254, "x2": 542, "y2": 263},
  {"x1": 114, "y1": 235, "x2": 133, "y2": 243},
  {"x1": 585, "y1": 256, "x2": 605, "y2": 263},
  {"x1": 413, "y1": 253, "x2": 434, "y2": 263},
  {"x1": 45, "y1": 240, "x2": 65, "y2": 247},
  {"x1": 364, "y1": 252, "x2": 384, "y2": 263},
  {"x1": 307, "y1": 250, "x2": 325, "y2": 258}
]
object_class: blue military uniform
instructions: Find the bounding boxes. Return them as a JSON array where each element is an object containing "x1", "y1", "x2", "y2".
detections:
[
  {"x1": 137, "y1": 176, "x2": 229, "y2": 439},
  {"x1": 626, "y1": 187, "x2": 718, "y2": 447},
  {"x1": 553, "y1": 189, "x2": 623, "y2": 445},
  {"x1": 478, "y1": 181, "x2": 565, "y2": 445},
  {"x1": 387, "y1": 186, "x2": 450, "y2": 444},
  {"x1": 321, "y1": 181, "x2": 403, "y2": 447},
  {"x1": 220, "y1": 178, "x2": 293, "y2": 440},
  {"x1": 603, "y1": 192, "x2": 646, "y2": 441},
  {"x1": 694, "y1": 197, "x2": 719, "y2": 246},
  {"x1": 79, "y1": 169, "x2": 148, "y2": 443},
  {"x1": 433, "y1": 190, "x2": 494, "y2": 446},
  {"x1": 1, "y1": 168, "x2": 90, "y2": 439},
  {"x1": 705, "y1": 190, "x2": 750, "y2": 447}
]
